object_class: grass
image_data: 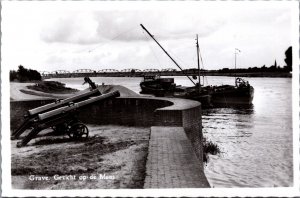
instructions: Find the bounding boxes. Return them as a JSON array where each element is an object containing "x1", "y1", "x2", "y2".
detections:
[
  {"x1": 203, "y1": 137, "x2": 221, "y2": 163},
  {"x1": 11, "y1": 126, "x2": 151, "y2": 189},
  {"x1": 27, "y1": 81, "x2": 77, "y2": 93},
  {"x1": 11, "y1": 136, "x2": 135, "y2": 176}
]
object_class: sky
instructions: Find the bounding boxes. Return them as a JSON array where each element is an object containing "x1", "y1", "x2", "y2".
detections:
[{"x1": 1, "y1": 1, "x2": 297, "y2": 73}]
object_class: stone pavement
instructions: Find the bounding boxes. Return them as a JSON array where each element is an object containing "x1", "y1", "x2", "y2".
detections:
[{"x1": 144, "y1": 126, "x2": 210, "y2": 188}]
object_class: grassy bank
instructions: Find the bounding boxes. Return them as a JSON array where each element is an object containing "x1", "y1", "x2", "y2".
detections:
[
  {"x1": 11, "y1": 125, "x2": 150, "y2": 189},
  {"x1": 27, "y1": 81, "x2": 78, "y2": 94}
]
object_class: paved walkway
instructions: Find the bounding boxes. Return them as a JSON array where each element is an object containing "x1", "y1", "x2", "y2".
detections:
[{"x1": 144, "y1": 126, "x2": 210, "y2": 188}]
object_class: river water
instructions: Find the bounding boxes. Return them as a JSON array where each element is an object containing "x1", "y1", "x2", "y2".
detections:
[{"x1": 48, "y1": 76, "x2": 293, "y2": 188}]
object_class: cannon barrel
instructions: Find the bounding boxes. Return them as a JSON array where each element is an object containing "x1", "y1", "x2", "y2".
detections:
[
  {"x1": 27, "y1": 89, "x2": 101, "y2": 117},
  {"x1": 38, "y1": 90, "x2": 120, "y2": 121}
]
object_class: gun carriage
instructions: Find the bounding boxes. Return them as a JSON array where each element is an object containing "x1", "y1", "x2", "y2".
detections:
[{"x1": 11, "y1": 78, "x2": 120, "y2": 147}]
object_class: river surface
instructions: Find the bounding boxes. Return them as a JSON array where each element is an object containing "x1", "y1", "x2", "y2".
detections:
[{"x1": 48, "y1": 76, "x2": 293, "y2": 188}]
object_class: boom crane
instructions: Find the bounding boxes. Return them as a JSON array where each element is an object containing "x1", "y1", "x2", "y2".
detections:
[{"x1": 140, "y1": 24, "x2": 196, "y2": 86}]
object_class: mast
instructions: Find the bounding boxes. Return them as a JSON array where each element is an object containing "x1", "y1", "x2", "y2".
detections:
[
  {"x1": 234, "y1": 49, "x2": 237, "y2": 81},
  {"x1": 196, "y1": 34, "x2": 201, "y2": 93},
  {"x1": 140, "y1": 24, "x2": 196, "y2": 86},
  {"x1": 234, "y1": 48, "x2": 241, "y2": 82}
]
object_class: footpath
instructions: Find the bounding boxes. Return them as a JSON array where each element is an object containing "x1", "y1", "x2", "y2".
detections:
[{"x1": 144, "y1": 126, "x2": 210, "y2": 188}]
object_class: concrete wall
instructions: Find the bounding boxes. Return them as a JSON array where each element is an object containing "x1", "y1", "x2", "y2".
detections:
[
  {"x1": 77, "y1": 97, "x2": 173, "y2": 126},
  {"x1": 10, "y1": 96, "x2": 203, "y2": 164},
  {"x1": 10, "y1": 98, "x2": 171, "y2": 130},
  {"x1": 153, "y1": 99, "x2": 203, "y2": 165},
  {"x1": 10, "y1": 99, "x2": 55, "y2": 131},
  {"x1": 182, "y1": 108, "x2": 203, "y2": 164}
]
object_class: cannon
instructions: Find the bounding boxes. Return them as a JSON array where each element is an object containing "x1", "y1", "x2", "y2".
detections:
[
  {"x1": 11, "y1": 87, "x2": 101, "y2": 140},
  {"x1": 14, "y1": 90, "x2": 120, "y2": 147},
  {"x1": 83, "y1": 76, "x2": 97, "y2": 89}
]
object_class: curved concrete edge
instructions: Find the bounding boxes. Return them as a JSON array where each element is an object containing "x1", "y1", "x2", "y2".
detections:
[
  {"x1": 121, "y1": 96, "x2": 201, "y2": 111},
  {"x1": 155, "y1": 97, "x2": 201, "y2": 111}
]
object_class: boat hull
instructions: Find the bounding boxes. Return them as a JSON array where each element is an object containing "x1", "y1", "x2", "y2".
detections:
[
  {"x1": 211, "y1": 86, "x2": 254, "y2": 105},
  {"x1": 139, "y1": 77, "x2": 254, "y2": 108},
  {"x1": 140, "y1": 78, "x2": 177, "y2": 97}
]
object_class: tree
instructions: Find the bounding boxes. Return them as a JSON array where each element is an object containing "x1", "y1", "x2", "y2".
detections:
[
  {"x1": 17, "y1": 65, "x2": 29, "y2": 81},
  {"x1": 10, "y1": 70, "x2": 18, "y2": 81},
  {"x1": 284, "y1": 46, "x2": 292, "y2": 71},
  {"x1": 10, "y1": 65, "x2": 42, "y2": 82},
  {"x1": 28, "y1": 69, "x2": 42, "y2": 81}
]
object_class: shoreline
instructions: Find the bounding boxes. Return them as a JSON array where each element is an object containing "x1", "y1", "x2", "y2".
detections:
[{"x1": 42, "y1": 72, "x2": 292, "y2": 79}]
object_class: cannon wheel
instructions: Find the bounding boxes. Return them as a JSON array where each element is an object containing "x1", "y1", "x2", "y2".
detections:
[{"x1": 67, "y1": 123, "x2": 89, "y2": 140}]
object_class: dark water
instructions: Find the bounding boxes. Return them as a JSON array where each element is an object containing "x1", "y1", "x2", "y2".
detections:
[{"x1": 49, "y1": 76, "x2": 293, "y2": 187}]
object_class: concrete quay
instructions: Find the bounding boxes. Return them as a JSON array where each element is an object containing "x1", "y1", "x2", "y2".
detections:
[{"x1": 10, "y1": 94, "x2": 210, "y2": 188}]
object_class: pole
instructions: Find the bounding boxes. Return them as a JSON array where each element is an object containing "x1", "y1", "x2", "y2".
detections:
[
  {"x1": 234, "y1": 49, "x2": 237, "y2": 81},
  {"x1": 234, "y1": 48, "x2": 241, "y2": 82},
  {"x1": 196, "y1": 34, "x2": 201, "y2": 93},
  {"x1": 140, "y1": 24, "x2": 196, "y2": 86}
]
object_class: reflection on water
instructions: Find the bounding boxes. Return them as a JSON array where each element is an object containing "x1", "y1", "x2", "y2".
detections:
[{"x1": 49, "y1": 76, "x2": 293, "y2": 187}]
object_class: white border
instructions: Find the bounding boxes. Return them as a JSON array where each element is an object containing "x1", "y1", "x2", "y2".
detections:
[
  {"x1": 1, "y1": 1, "x2": 299, "y2": 197},
  {"x1": 292, "y1": 1, "x2": 300, "y2": 193}
]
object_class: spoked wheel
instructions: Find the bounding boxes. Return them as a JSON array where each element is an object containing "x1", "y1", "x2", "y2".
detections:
[{"x1": 67, "y1": 123, "x2": 89, "y2": 140}]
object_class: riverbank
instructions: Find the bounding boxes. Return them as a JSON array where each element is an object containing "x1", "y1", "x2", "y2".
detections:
[
  {"x1": 10, "y1": 85, "x2": 211, "y2": 189},
  {"x1": 205, "y1": 72, "x2": 292, "y2": 78}
]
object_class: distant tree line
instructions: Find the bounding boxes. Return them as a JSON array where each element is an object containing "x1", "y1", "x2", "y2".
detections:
[
  {"x1": 217, "y1": 64, "x2": 290, "y2": 73},
  {"x1": 10, "y1": 65, "x2": 41, "y2": 82},
  {"x1": 216, "y1": 46, "x2": 292, "y2": 73}
]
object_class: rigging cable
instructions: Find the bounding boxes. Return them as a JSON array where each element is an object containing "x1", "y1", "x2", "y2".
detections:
[
  {"x1": 198, "y1": 42, "x2": 209, "y2": 86},
  {"x1": 80, "y1": 25, "x2": 139, "y2": 70},
  {"x1": 86, "y1": 26, "x2": 139, "y2": 53}
]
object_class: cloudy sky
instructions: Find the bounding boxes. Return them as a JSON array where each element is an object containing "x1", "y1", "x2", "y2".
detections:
[{"x1": 1, "y1": 1, "x2": 296, "y2": 72}]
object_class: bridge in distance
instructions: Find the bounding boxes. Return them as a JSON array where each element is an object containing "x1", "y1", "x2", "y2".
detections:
[
  {"x1": 40, "y1": 68, "x2": 283, "y2": 79},
  {"x1": 40, "y1": 68, "x2": 209, "y2": 79}
]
